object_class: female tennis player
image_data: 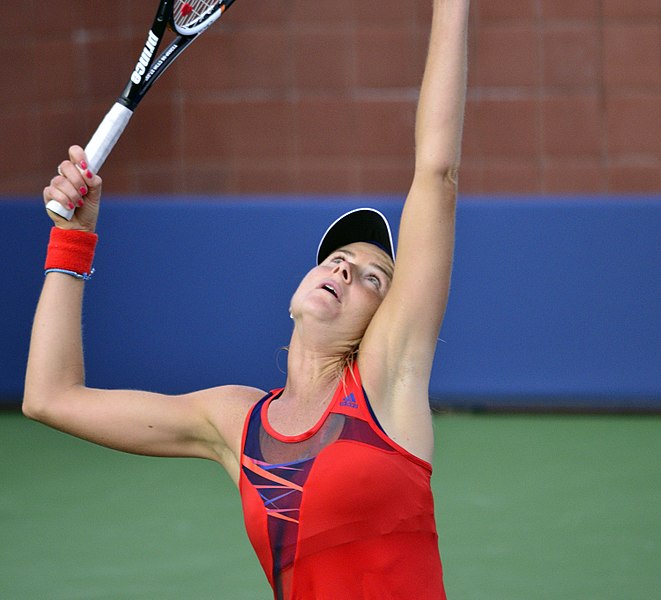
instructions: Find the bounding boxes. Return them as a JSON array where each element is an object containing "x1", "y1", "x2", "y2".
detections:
[{"x1": 24, "y1": 1, "x2": 469, "y2": 597}]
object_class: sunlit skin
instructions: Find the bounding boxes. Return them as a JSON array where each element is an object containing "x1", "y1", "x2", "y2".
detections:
[
  {"x1": 289, "y1": 241, "x2": 394, "y2": 348},
  {"x1": 262, "y1": 242, "x2": 397, "y2": 436},
  {"x1": 23, "y1": 1, "x2": 466, "y2": 591},
  {"x1": 25, "y1": 0, "x2": 467, "y2": 486}
]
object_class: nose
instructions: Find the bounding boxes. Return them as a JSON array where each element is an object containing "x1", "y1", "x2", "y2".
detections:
[{"x1": 333, "y1": 260, "x2": 352, "y2": 283}]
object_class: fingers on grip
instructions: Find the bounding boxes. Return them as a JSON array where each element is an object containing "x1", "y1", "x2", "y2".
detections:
[
  {"x1": 45, "y1": 156, "x2": 96, "y2": 221},
  {"x1": 46, "y1": 200, "x2": 75, "y2": 221}
]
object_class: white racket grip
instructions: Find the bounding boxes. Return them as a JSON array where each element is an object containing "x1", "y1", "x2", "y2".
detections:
[
  {"x1": 46, "y1": 103, "x2": 134, "y2": 221},
  {"x1": 84, "y1": 102, "x2": 133, "y2": 173}
]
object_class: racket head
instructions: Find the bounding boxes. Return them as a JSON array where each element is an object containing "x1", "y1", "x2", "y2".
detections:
[{"x1": 172, "y1": 0, "x2": 226, "y2": 35}]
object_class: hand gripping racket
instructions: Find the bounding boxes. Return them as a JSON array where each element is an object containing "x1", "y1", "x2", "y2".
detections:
[{"x1": 46, "y1": 0, "x2": 236, "y2": 221}]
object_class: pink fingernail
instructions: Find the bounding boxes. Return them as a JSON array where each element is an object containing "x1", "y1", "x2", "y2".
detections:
[
  {"x1": 80, "y1": 186, "x2": 88, "y2": 196},
  {"x1": 68, "y1": 202, "x2": 75, "y2": 210},
  {"x1": 80, "y1": 161, "x2": 88, "y2": 170},
  {"x1": 77, "y1": 199, "x2": 84, "y2": 208},
  {"x1": 85, "y1": 170, "x2": 93, "y2": 179}
]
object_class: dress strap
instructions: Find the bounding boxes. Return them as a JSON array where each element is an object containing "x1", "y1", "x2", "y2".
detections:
[{"x1": 328, "y1": 362, "x2": 373, "y2": 422}]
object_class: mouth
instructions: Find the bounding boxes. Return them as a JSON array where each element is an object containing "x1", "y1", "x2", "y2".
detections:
[{"x1": 321, "y1": 283, "x2": 340, "y2": 301}]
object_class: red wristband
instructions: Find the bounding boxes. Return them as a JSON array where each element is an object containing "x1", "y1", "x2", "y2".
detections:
[{"x1": 44, "y1": 227, "x2": 98, "y2": 278}]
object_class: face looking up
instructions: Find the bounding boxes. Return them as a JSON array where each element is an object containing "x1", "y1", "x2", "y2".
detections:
[{"x1": 290, "y1": 242, "x2": 394, "y2": 336}]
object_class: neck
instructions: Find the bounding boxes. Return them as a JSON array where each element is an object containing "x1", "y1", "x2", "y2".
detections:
[{"x1": 281, "y1": 321, "x2": 354, "y2": 406}]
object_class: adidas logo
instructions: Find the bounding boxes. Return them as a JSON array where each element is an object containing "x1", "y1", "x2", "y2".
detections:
[{"x1": 339, "y1": 393, "x2": 358, "y2": 409}]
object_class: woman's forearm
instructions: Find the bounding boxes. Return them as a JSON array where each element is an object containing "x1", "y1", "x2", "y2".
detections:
[
  {"x1": 25, "y1": 146, "x2": 102, "y2": 418},
  {"x1": 23, "y1": 273, "x2": 86, "y2": 418},
  {"x1": 415, "y1": 0, "x2": 470, "y2": 176}
]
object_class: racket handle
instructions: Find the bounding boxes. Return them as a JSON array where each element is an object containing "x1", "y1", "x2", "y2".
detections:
[
  {"x1": 85, "y1": 102, "x2": 133, "y2": 173},
  {"x1": 46, "y1": 103, "x2": 134, "y2": 221}
]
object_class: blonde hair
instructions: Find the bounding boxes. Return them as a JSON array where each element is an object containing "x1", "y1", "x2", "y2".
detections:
[{"x1": 338, "y1": 338, "x2": 361, "y2": 388}]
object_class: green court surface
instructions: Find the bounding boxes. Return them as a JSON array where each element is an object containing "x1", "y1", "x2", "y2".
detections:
[{"x1": 1, "y1": 411, "x2": 659, "y2": 599}]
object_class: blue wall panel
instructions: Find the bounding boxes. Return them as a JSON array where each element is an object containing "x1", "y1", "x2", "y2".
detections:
[
  {"x1": 435, "y1": 198, "x2": 660, "y2": 409},
  {"x1": 1, "y1": 196, "x2": 659, "y2": 410}
]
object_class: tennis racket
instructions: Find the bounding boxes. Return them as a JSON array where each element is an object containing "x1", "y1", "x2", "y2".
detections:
[{"x1": 47, "y1": 0, "x2": 236, "y2": 221}]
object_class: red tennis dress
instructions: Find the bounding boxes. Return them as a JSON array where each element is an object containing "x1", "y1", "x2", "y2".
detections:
[{"x1": 239, "y1": 362, "x2": 446, "y2": 600}]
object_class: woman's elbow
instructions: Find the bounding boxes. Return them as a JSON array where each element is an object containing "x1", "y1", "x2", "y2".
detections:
[
  {"x1": 22, "y1": 386, "x2": 63, "y2": 423},
  {"x1": 22, "y1": 391, "x2": 47, "y2": 422},
  {"x1": 415, "y1": 154, "x2": 460, "y2": 183},
  {"x1": 411, "y1": 163, "x2": 460, "y2": 199}
]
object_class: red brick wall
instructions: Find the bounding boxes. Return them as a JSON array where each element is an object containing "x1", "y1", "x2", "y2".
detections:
[{"x1": 1, "y1": 0, "x2": 659, "y2": 197}]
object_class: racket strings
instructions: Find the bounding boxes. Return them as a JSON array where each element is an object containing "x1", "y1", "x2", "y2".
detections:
[{"x1": 174, "y1": 0, "x2": 218, "y2": 29}]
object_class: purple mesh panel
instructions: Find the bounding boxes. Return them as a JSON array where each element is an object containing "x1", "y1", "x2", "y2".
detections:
[{"x1": 242, "y1": 395, "x2": 398, "y2": 598}]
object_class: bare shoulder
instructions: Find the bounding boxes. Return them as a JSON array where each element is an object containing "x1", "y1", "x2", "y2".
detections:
[
  {"x1": 195, "y1": 384, "x2": 266, "y2": 444},
  {"x1": 195, "y1": 383, "x2": 266, "y2": 411},
  {"x1": 194, "y1": 384, "x2": 266, "y2": 482}
]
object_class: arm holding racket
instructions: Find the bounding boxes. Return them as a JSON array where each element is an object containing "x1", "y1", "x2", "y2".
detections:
[
  {"x1": 26, "y1": 147, "x2": 263, "y2": 479},
  {"x1": 26, "y1": 0, "x2": 252, "y2": 482}
]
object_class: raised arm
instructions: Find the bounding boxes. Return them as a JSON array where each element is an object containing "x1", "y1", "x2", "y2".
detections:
[
  {"x1": 364, "y1": 0, "x2": 468, "y2": 367},
  {"x1": 23, "y1": 146, "x2": 261, "y2": 483},
  {"x1": 414, "y1": 0, "x2": 469, "y2": 181},
  {"x1": 359, "y1": 0, "x2": 469, "y2": 457}
]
